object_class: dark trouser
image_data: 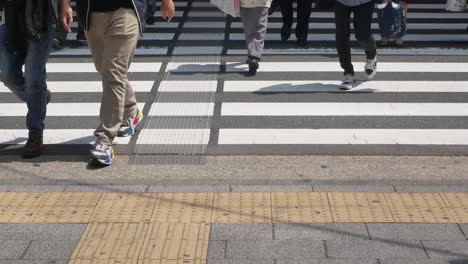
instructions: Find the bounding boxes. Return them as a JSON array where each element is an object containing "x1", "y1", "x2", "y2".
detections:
[
  {"x1": 334, "y1": 0, "x2": 377, "y2": 76},
  {"x1": 279, "y1": 0, "x2": 312, "y2": 40}
]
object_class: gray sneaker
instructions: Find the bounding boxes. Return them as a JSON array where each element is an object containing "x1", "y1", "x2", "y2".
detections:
[
  {"x1": 365, "y1": 56, "x2": 377, "y2": 80},
  {"x1": 340, "y1": 74, "x2": 356, "y2": 90}
]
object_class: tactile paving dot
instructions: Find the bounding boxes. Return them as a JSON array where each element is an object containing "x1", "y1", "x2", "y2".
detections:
[
  {"x1": 390, "y1": 206, "x2": 455, "y2": 223},
  {"x1": 272, "y1": 207, "x2": 333, "y2": 223},
  {"x1": 31, "y1": 207, "x2": 93, "y2": 223},
  {"x1": 0, "y1": 193, "x2": 46, "y2": 207},
  {"x1": 91, "y1": 193, "x2": 157, "y2": 223},
  {"x1": 272, "y1": 192, "x2": 329, "y2": 207},
  {"x1": 211, "y1": 206, "x2": 272, "y2": 223},
  {"x1": 440, "y1": 193, "x2": 468, "y2": 209},
  {"x1": 213, "y1": 192, "x2": 271, "y2": 207},
  {"x1": 152, "y1": 203, "x2": 212, "y2": 223},
  {"x1": 0, "y1": 206, "x2": 35, "y2": 223},
  {"x1": 331, "y1": 206, "x2": 395, "y2": 223},
  {"x1": 328, "y1": 193, "x2": 387, "y2": 207},
  {"x1": 385, "y1": 193, "x2": 446, "y2": 209},
  {"x1": 448, "y1": 208, "x2": 468, "y2": 223},
  {"x1": 41, "y1": 193, "x2": 102, "y2": 207}
]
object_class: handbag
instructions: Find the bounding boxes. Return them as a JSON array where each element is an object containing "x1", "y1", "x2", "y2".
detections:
[
  {"x1": 446, "y1": 0, "x2": 467, "y2": 12},
  {"x1": 210, "y1": 0, "x2": 240, "y2": 17},
  {"x1": 316, "y1": 0, "x2": 334, "y2": 10},
  {"x1": 377, "y1": 0, "x2": 407, "y2": 40}
]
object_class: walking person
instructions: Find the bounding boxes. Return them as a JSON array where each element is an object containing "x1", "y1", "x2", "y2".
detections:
[
  {"x1": 334, "y1": 0, "x2": 378, "y2": 90},
  {"x1": 240, "y1": 0, "x2": 272, "y2": 75},
  {"x1": 0, "y1": 0, "x2": 58, "y2": 158},
  {"x1": 378, "y1": 0, "x2": 408, "y2": 47},
  {"x1": 279, "y1": 0, "x2": 312, "y2": 46},
  {"x1": 61, "y1": 0, "x2": 175, "y2": 165}
]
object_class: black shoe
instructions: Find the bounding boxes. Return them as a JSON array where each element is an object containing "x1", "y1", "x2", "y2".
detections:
[
  {"x1": 247, "y1": 56, "x2": 260, "y2": 76},
  {"x1": 146, "y1": 16, "x2": 158, "y2": 25},
  {"x1": 52, "y1": 38, "x2": 64, "y2": 50},
  {"x1": 268, "y1": 0, "x2": 278, "y2": 15},
  {"x1": 281, "y1": 25, "x2": 292, "y2": 42},
  {"x1": 23, "y1": 132, "x2": 43, "y2": 158},
  {"x1": 297, "y1": 38, "x2": 308, "y2": 47},
  {"x1": 46, "y1": 89, "x2": 51, "y2": 104}
]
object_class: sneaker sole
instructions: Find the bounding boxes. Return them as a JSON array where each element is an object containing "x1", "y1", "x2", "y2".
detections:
[
  {"x1": 366, "y1": 71, "x2": 377, "y2": 80},
  {"x1": 91, "y1": 158, "x2": 112, "y2": 166}
]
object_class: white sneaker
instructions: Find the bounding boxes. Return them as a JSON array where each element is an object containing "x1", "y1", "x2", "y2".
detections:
[
  {"x1": 90, "y1": 144, "x2": 114, "y2": 165},
  {"x1": 340, "y1": 74, "x2": 356, "y2": 90},
  {"x1": 365, "y1": 56, "x2": 377, "y2": 80}
]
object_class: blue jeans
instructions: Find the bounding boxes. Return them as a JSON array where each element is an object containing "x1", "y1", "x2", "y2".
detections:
[{"x1": 0, "y1": 24, "x2": 54, "y2": 135}]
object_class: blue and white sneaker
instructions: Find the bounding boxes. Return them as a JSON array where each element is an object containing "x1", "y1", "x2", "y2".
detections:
[
  {"x1": 90, "y1": 144, "x2": 114, "y2": 165},
  {"x1": 117, "y1": 108, "x2": 143, "y2": 137}
]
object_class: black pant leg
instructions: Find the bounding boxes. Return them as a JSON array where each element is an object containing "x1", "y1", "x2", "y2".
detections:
[
  {"x1": 353, "y1": 0, "x2": 377, "y2": 59},
  {"x1": 295, "y1": 0, "x2": 312, "y2": 40},
  {"x1": 279, "y1": 0, "x2": 294, "y2": 28},
  {"x1": 334, "y1": 1, "x2": 354, "y2": 75}
]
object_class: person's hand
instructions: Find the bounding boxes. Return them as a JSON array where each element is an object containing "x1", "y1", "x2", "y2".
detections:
[
  {"x1": 161, "y1": 0, "x2": 175, "y2": 22},
  {"x1": 61, "y1": 0, "x2": 73, "y2": 33}
]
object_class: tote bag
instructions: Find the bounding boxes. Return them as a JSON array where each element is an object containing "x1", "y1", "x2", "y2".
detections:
[
  {"x1": 210, "y1": 0, "x2": 240, "y2": 17},
  {"x1": 377, "y1": 1, "x2": 407, "y2": 39},
  {"x1": 446, "y1": 0, "x2": 467, "y2": 12}
]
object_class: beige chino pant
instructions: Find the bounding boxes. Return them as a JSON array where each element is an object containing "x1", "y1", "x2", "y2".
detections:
[{"x1": 85, "y1": 8, "x2": 139, "y2": 145}]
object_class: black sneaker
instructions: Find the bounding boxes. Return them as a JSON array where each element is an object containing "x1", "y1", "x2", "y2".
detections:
[
  {"x1": 52, "y1": 38, "x2": 64, "y2": 50},
  {"x1": 76, "y1": 31, "x2": 87, "y2": 46},
  {"x1": 340, "y1": 74, "x2": 356, "y2": 90},
  {"x1": 365, "y1": 56, "x2": 377, "y2": 80},
  {"x1": 246, "y1": 56, "x2": 260, "y2": 76},
  {"x1": 281, "y1": 24, "x2": 292, "y2": 42}
]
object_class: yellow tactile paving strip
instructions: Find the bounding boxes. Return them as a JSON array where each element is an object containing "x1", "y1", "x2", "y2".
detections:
[
  {"x1": 1, "y1": 191, "x2": 467, "y2": 263},
  {"x1": 0, "y1": 191, "x2": 468, "y2": 224}
]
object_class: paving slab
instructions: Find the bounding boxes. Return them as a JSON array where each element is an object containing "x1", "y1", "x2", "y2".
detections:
[
  {"x1": 394, "y1": 185, "x2": 468, "y2": 193},
  {"x1": 458, "y1": 224, "x2": 468, "y2": 239},
  {"x1": 422, "y1": 241, "x2": 468, "y2": 259},
  {"x1": 22, "y1": 240, "x2": 80, "y2": 260},
  {"x1": 380, "y1": 260, "x2": 467, "y2": 264},
  {"x1": 148, "y1": 185, "x2": 229, "y2": 193},
  {"x1": 210, "y1": 224, "x2": 273, "y2": 240},
  {"x1": 208, "y1": 240, "x2": 227, "y2": 260},
  {"x1": 64, "y1": 185, "x2": 148, "y2": 192},
  {"x1": 230, "y1": 185, "x2": 312, "y2": 192},
  {"x1": 274, "y1": 223, "x2": 368, "y2": 240},
  {"x1": 0, "y1": 240, "x2": 30, "y2": 260},
  {"x1": 0, "y1": 185, "x2": 66, "y2": 192},
  {"x1": 367, "y1": 224, "x2": 466, "y2": 241},
  {"x1": 226, "y1": 240, "x2": 324, "y2": 259},
  {"x1": 0, "y1": 224, "x2": 86, "y2": 241},
  {"x1": 313, "y1": 185, "x2": 395, "y2": 192},
  {"x1": 0, "y1": 261, "x2": 68, "y2": 264},
  {"x1": 276, "y1": 260, "x2": 378, "y2": 264},
  {"x1": 326, "y1": 240, "x2": 427, "y2": 259},
  {"x1": 207, "y1": 260, "x2": 274, "y2": 264}
]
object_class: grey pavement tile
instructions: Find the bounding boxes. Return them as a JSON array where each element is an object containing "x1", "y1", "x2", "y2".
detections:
[
  {"x1": 226, "y1": 240, "x2": 324, "y2": 259},
  {"x1": 23, "y1": 240, "x2": 80, "y2": 260},
  {"x1": 0, "y1": 240, "x2": 30, "y2": 260},
  {"x1": 0, "y1": 224, "x2": 86, "y2": 241},
  {"x1": 210, "y1": 224, "x2": 273, "y2": 240},
  {"x1": 422, "y1": 241, "x2": 468, "y2": 259},
  {"x1": 394, "y1": 185, "x2": 468, "y2": 193},
  {"x1": 274, "y1": 223, "x2": 368, "y2": 240},
  {"x1": 230, "y1": 185, "x2": 312, "y2": 192},
  {"x1": 207, "y1": 261, "x2": 274, "y2": 264},
  {"x1": 367, "y1": 224, "x2": 466, "y2": 241},
  {"x1": 276, "y1": 260, "x2": 378, "y2": 264},
  {"x1": 208, "y1": 241, "x2": 227, "y2": 260},
  {"x1": 64, "y1": 185, "x2": 148, "y2": 192},
  {"x1": 313, "y1": 185, "x2": 395, "y2": 192},
  {"x1": 326, "y1": 240, "x2": 427, "y2": 259},
  {"x1": 148, "y1": 185, "x2": 229, "y2": 193},
  {"x1": 459, "y1": 224, "x2": 468, "y2": 238},
  {"x1": 380, "y1": 260, "x2": 467, "y2": 264},
  {"x1": 0, "y1": 185, "x2": 66, "y2": 192}
]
